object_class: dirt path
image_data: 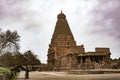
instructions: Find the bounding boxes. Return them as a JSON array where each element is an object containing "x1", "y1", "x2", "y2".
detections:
[{"x1": 17, "y1": 71, "x2": 120, "y2": 80}]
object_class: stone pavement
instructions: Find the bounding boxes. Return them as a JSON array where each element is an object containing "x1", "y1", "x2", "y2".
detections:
[{"x1": 17, "y1": 71, "x2": 120, "y2": 80}]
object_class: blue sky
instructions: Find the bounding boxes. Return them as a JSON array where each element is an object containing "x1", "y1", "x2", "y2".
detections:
[{"x1": 0, "y1": 0, "x2": 120, "y2": 63}]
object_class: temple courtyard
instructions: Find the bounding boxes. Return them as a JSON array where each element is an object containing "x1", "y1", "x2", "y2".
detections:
[{"x1": 17, "y1": 71, "x2": 120, "y2": 80}]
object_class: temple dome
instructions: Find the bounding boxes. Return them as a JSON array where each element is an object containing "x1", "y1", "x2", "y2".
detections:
[{"x1": 57, "y1": 11, "x2": 66, "y2": 19}]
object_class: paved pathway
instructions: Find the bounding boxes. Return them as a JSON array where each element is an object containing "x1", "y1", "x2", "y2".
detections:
[{"x1": 17, "y1": 71, "x2": 120, "y2": 80}]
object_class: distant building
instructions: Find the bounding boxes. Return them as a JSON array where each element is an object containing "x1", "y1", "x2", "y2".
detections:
[{"x1": 47, "y1": 11, "x2": 111, "y2": 71}]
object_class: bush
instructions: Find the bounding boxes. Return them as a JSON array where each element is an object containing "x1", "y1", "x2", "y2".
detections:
[{"x1": 0, "y1": 67, "x2": 12, "y2": 80}]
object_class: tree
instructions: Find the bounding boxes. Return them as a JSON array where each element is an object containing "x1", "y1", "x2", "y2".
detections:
[
  {"x1": 0, "y1": 29, "x2": 20, "y2": 67},
  {"x1": 13, "y1": 52, "x2": 24, "y2": 66},
  {"x1": 23, "y1": 50, "x2": 41, "y2": 79},
  {"x1": 23, "y1": 50, "x2": 41, "y2": 66},
  {"x1": 0, "y1": 52, "x2": 14, "y2": 67},
  {"x1": 0, "y1": 30, "x2": 20, "y2": 54},
  {"x1": 0, "y1": 29, "x2": 41, "y2": 79}
]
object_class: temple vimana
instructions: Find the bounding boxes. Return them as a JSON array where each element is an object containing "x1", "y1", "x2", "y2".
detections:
[{"x1": 47, "y1": 11, "x2": 111, "y2": 71}]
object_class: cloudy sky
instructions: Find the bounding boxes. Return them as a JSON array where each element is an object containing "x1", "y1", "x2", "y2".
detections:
[{"x1": 0, "y1": 0, "x2": 120, "y2": 63}]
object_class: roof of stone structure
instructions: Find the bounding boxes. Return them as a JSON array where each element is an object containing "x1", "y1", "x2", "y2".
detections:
[{"x1": 78, "y1": 52, "x2": 108, "y2": 56}]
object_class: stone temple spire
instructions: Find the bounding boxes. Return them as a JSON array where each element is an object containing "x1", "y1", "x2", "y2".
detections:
[{"x1": 50, "y1": 11, "x2": 76, "y2": 47}]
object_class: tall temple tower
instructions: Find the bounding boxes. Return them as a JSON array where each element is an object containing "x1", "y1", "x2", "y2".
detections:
[
  {"x1": 47, "y1": 11, "x2": 85, "y2": 70},
  {"x1": 50, "y1": 11, "x2": 76, "y2": 47}
]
